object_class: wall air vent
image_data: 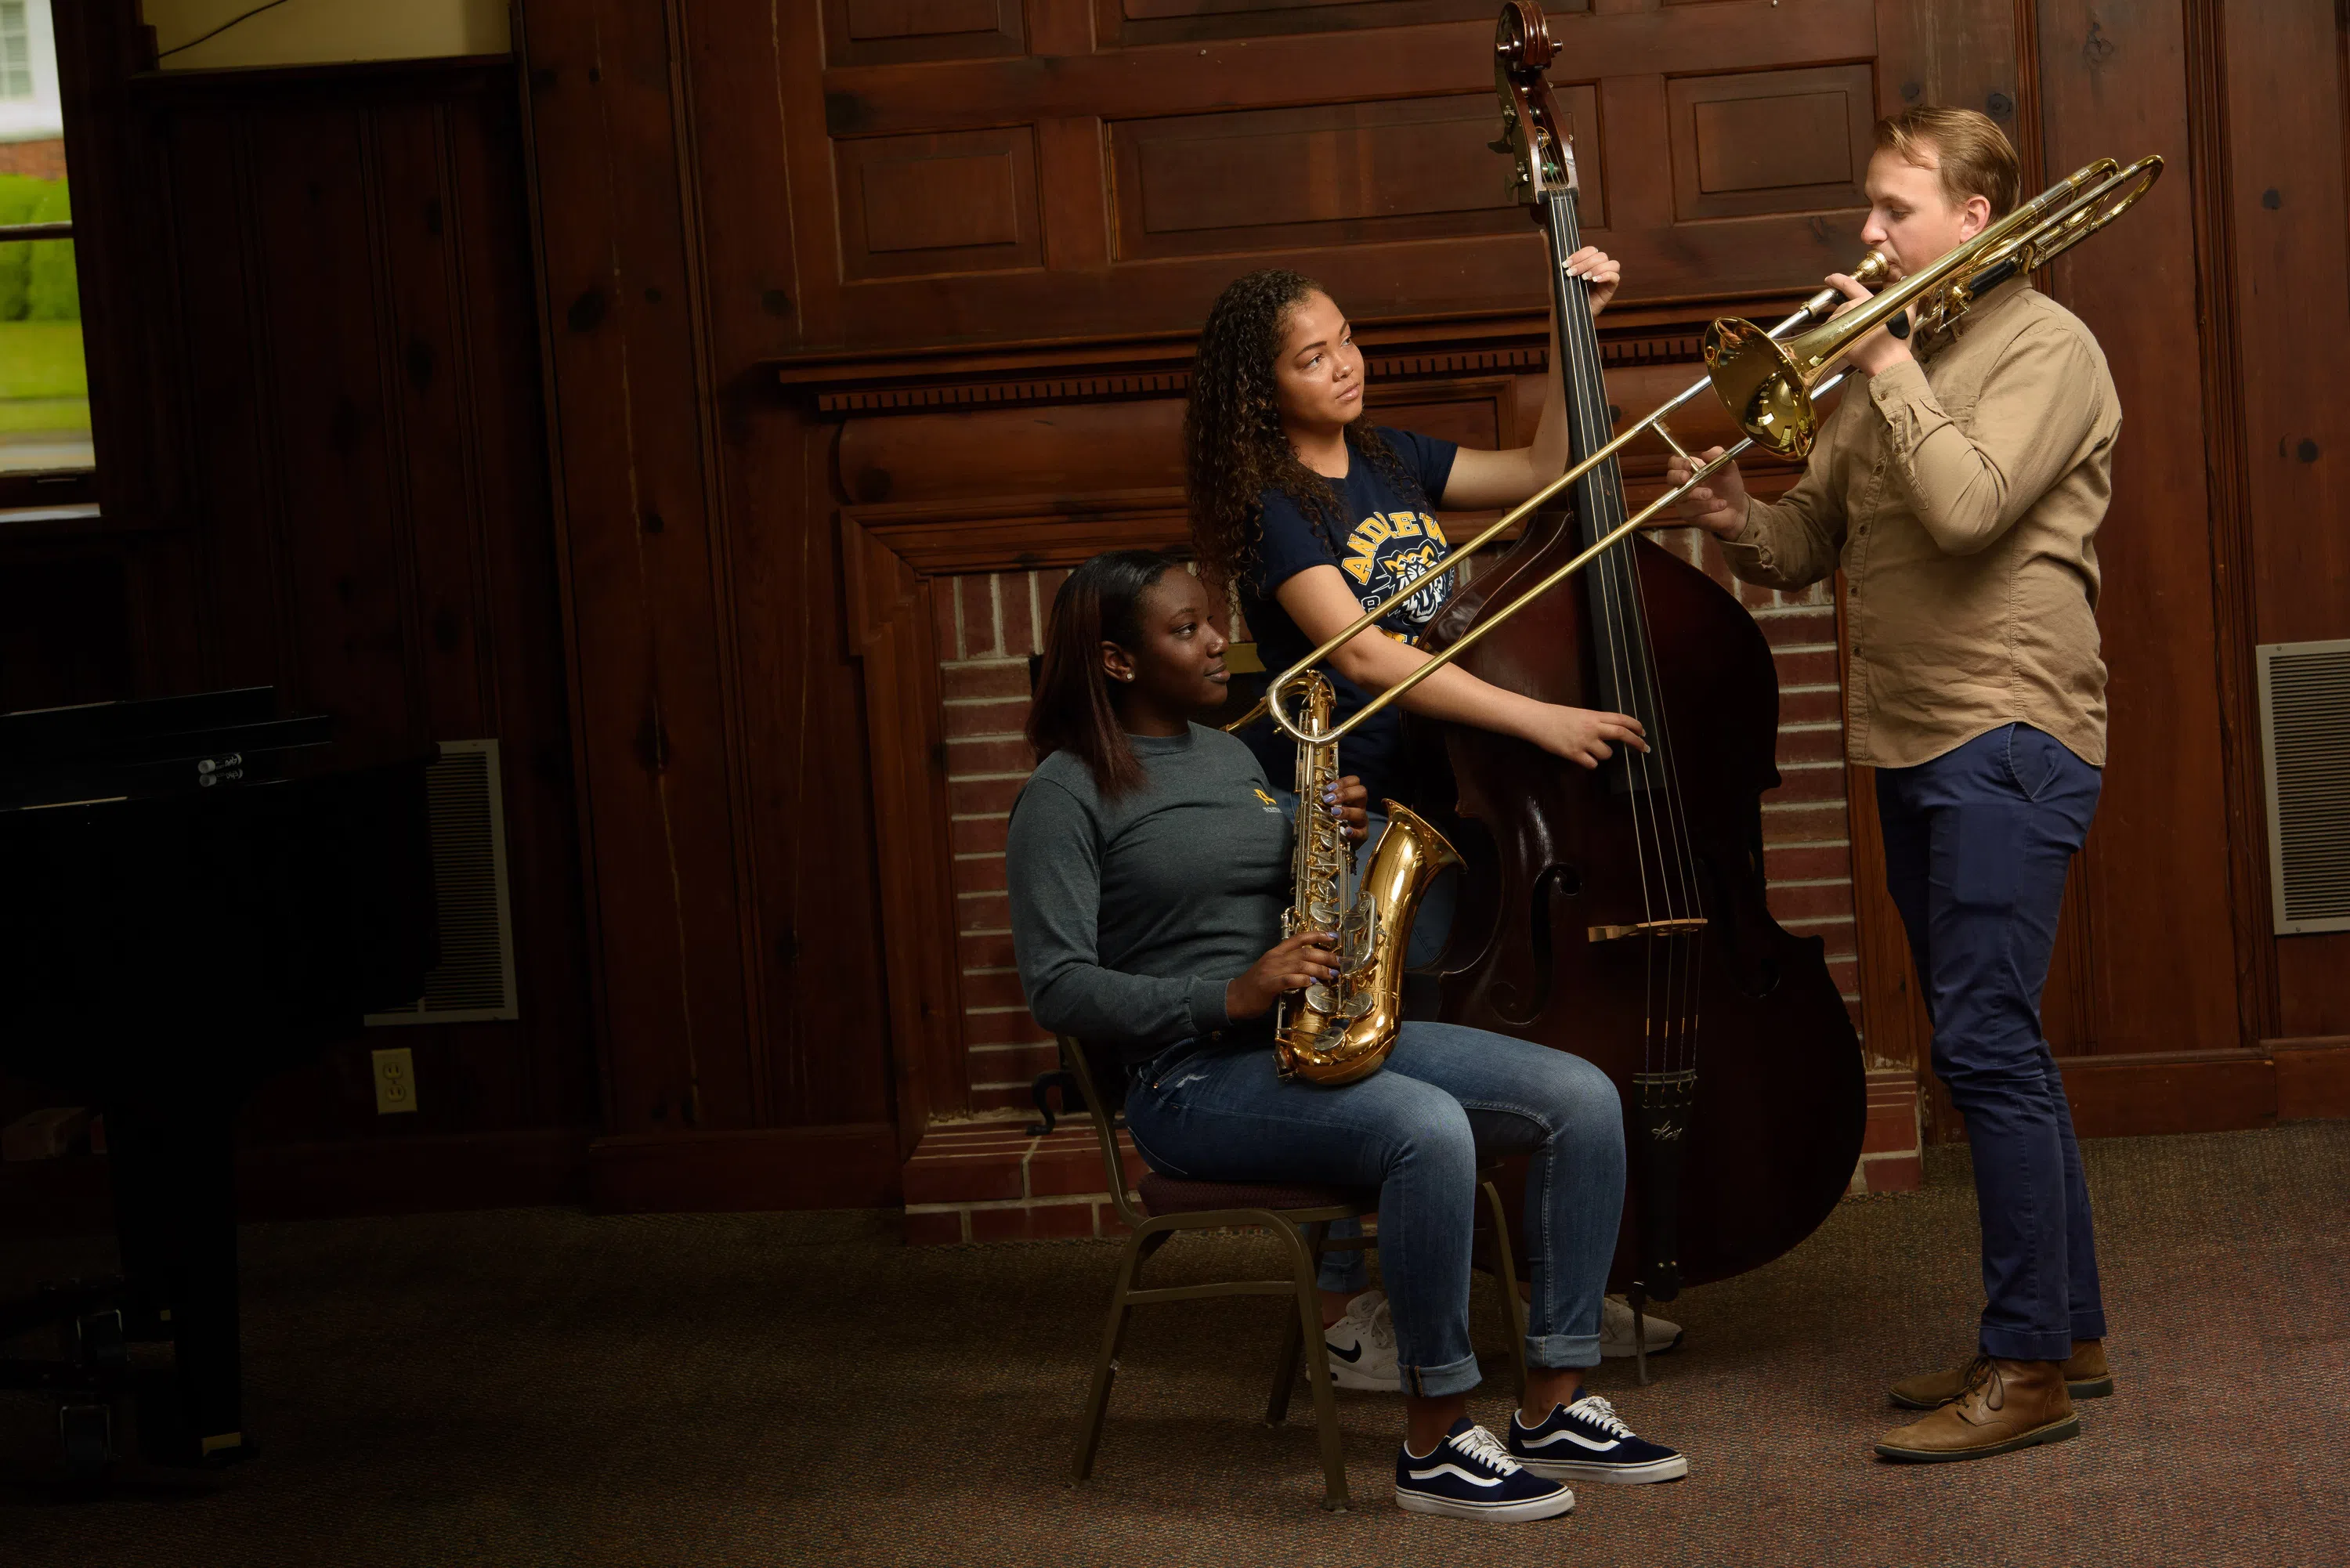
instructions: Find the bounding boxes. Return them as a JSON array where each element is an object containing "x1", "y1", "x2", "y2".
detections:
[
  {"x1": 2259, "y1": 639, "x2": 2350, "y2": 935},
  {"x1": 365, "y1": 739, "x2": 521, "y2": 1024}
]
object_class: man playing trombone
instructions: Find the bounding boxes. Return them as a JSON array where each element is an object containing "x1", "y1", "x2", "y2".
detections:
[{"x1": 1668, "y1": 106, "x2": 2121, "y2": 1465}]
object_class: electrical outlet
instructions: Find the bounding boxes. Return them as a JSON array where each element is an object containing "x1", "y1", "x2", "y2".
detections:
[{"x1": 371, "y1": 1048, "x2": 419, "y2": 1115}]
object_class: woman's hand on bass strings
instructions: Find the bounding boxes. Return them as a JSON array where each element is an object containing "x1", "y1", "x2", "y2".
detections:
[
  {"x1": 1226, "y1": 932, "x2": 1343, "y2": 1021},
  {"x1": 1321, "y1": 774, "x2": 1371, "y2": 844},
  {"x1": 1517, "y1": 701, "x2": 1649, "y2": 768},
  {"x1": 1563, "y1": 245, "x2": 1621, "y2": 317}
]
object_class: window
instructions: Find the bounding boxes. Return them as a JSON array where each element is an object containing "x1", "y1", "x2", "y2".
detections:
[
  {"x1": 0, "y1": 0, "x2": 86, "y2": 493},
  {"x1": 0, "y1": 5, "x2": 30, "y2": 102}
]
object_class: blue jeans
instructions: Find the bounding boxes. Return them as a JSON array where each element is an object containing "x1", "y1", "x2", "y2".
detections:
[
  {"x1": 1877, "y1": 723, "x2": 2109, "y2": 1363},
  {"x1": 1122, "y1": 1022, "x2": 1625, "y2": 1396},
  {"x1": 1268, "y1": 793, "x2": 1462, "y2": 1293}
]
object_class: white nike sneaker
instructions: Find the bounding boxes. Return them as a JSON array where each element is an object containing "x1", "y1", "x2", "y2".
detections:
[
  {"x1": 1600, "y1": 1295, "x2": 1683, "y2": 1359},
  {"x1": 1321, "y1": 1289, "x2": 1400, "y2": 1391}
]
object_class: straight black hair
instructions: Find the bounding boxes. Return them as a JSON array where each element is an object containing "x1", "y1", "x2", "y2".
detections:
[{"x1": 1025, "y1": 549, "x2": 1184, "y2": 799}]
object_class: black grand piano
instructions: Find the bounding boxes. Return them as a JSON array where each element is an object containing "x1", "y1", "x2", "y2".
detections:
[{"x1": 0, "y1": 688, "x2": 433, "y2": 1476}]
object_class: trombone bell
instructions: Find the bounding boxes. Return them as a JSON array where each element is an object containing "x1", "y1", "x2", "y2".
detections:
[{"x1": 1703, "y1": 317, "x2": 1820, "y2": 461}]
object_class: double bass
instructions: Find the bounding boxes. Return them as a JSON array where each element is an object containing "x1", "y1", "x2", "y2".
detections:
[{"x1": 1421, "y1": 3, "x2": 1867, "y2": 1312}]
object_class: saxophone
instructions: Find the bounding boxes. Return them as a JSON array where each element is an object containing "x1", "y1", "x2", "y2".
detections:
[{"x1": 1274, "y1": 672, "x2": 1462, "y2": 1084}]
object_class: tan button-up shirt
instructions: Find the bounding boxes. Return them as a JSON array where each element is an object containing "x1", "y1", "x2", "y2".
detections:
[{"x1": 1719, "y1": 280, "x2": 2120, "y2": 768}]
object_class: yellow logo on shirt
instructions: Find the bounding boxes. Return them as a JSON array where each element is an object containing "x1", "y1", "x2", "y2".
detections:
[
  {"x1": 1337, "y1": 511, "x2": 1450, "y2": 587},
  {"x1": 1252, "y1": 788, "x2": 1278, "y2": 808}
]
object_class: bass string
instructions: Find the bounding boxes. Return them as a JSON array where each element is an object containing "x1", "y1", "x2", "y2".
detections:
[
  {"x1": 1544, "y1": 194, "x2": 1682, "y2": 1089},
  {"x1": 1546, "y1": 192, "x2": 1705, "y2": 1089},
  {"x1": 1544, "y1": 197, "x2": 1669, "y2": 923}
]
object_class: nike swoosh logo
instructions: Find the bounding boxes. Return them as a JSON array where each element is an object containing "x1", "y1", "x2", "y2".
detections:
[
  {"x1": 1520, "y1": 1429, "x2": 1622, "y2": 1453},
  {"x1": 1325, "y1": 1338, "x2": 1364, "y2": 1364},
  {"x1": 1407, "y1": 1463, "x2": 1502, "y2": 1488}
]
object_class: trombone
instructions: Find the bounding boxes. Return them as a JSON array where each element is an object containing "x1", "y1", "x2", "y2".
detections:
[
  {"x1": 1235, "y1": 154, "x2": 2164, "y2": 748},
  {"x1": 1708, "y1": 154, "x2": 2164, "y2": 460},
  {"x1": 1224, "y1": 255, "x2": 1893, "y2": 741}
]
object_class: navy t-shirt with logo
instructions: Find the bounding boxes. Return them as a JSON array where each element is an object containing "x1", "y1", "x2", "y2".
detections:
[{"x1": 1238, "y1": 427, "x2": 1460, "y2": 805}]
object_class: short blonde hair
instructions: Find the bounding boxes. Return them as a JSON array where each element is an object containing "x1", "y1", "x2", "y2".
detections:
[{"x1": 1875, "y1": 107, "x2": 2021, "y2": 218}]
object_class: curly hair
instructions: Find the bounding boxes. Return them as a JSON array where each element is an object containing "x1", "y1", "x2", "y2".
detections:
[{"x1": 1184, "y1": 269, "x2": 1428, "y2": 594}]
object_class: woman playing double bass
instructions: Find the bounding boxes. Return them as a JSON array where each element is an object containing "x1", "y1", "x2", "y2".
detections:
[{"x1": 1183, "y1": 262, "x2": 1685, "y2": 1376}]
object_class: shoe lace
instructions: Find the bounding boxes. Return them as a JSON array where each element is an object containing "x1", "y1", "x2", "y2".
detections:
[
  {"x1": 1449, "y1": 1424, "x2": 1523, "y2": 1475},
  {"x1": 1365, "y1": 1295, "x2": 1395, "y2": 1353},
  {"x1": 1567, "y1": 1394, "x2": 1634, "y2": 1440}
]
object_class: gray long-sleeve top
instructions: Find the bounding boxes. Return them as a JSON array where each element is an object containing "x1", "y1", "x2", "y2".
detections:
[{"x1": 1007, "y1": 725, "x2": 1291, "y2": 1067}]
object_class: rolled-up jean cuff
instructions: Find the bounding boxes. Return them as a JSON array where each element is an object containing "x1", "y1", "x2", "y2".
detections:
[
  {"x1": 1315, "y1": 1251, "x2": 1369, "y2": 1293},
  {"x1": 2071, "y1": 1310, "x2": 2106, "y2": 1342},
  {"x1": 1400, "y1": 1351, "x2": 1484, "y2": 1399},
  {"x1": 1979, "y1": 1327, "x2": 2073, "y2": 1363},
  {"x1": 1528, "y1": 1332, "x2": 1602, "y2": 1371}
]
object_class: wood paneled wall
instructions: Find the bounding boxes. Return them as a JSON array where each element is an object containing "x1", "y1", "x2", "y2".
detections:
[
  {"x1": 11, "y1": 0, "x2": 2342, "y2": 1220},
  {"x1": 1, "y1": 28, "x2": 597, "y2": 1212}
]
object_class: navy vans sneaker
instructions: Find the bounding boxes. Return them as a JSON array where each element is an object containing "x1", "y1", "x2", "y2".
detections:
[
  {"x1": 1508, "y1": 1393, "x2": 1689, "y2": 1483},
  {"x1": 1394, "y1": 1418, "x2": 1575, "y2": 1521}
]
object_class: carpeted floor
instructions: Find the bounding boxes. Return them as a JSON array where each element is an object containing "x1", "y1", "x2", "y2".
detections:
[{"x1": 1, "y1": 1122, "x2": 2345, "y2": 1566}]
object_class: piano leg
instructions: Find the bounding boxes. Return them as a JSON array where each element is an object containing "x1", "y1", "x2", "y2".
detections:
[{"x1": 107, "y1": 1100, "x2": 254, "y2": 1467}]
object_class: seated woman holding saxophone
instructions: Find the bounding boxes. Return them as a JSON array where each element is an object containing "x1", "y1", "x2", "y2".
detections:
[
  {"x1": 1006, "y1": 550, "x2": 1687, "y2": 1522},
  {"x1": 1184, "y1": 262, "x2": 1683, "y2": 1374}
]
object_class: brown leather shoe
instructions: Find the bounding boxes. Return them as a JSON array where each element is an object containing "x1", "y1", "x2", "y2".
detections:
[
  {"x1": 1889, "y1": 1339, "x2": 2113, "y2": 1409},
  {"x1": 1875, "y1": 1357, "x2": 2080, "y2": 1462}
]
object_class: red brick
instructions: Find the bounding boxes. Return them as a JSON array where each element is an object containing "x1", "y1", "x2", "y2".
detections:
[
  {"x1": 1826, "y1": 955, "x2": 1860, "y2": 996},
  {"x1": 1028, "y1": 1145, "x2": 1119, "y2": 1198},
  {"x1": 941, "y1": 661, "x2": 1030, "y2": 703},
  {"x1": 1762, "y1": 803, "x2": 1850, "y2": 844},
  {"x1": 958, "y1": 969, "x2": 1030, "y2": 1010},
  {"x1": 945, "y1": 736, "x2": 1036, "y2": 776},
  {"x1": 1773, "y1": 649, "x2": 1842, "y2": 687},
  {"x1": 1766, "y1": 882, "x2": 1857, "y2": 923},
  {"x1": 1003, "y1": 572, "x2": 1046, "y2": 657},
  {"x1": 959, "y1": 930, "x2": 1016, "y2": 970},
  {"x1": 916, "y1": 1128, "x2": 1036, "y2": 1157},
  {"x1": 931, "y1": 580, "x2": 962, "y2": 662},
  {"x1": 970, "y1": 1201, "x2": 1098, "y2": 1242},
  {"x1": 957, "y1": 576, "x2": 1002, "y2": 659},
  {"x1": 1761, "y1": 765, "x2": 1847, "y2": 804},
  {"x1": 970, "y1": 1041, "x2": 1059, "y2": 1085},
  {"x1": 943, "y1": 697, "x2": 1031, "y2": 739},
  {"x1": 905, "y1": 1151, "x2": 1023, "y2": 1205},
  {"x1": 962, "y1": 1008, "x2": 1051, "y2": 1047},
  {"x1": 970, "y1": 1083, "x2": 1034, "y2": 1115},
  {"x1": 951, "y1": 853, "x2": 1007, "y2": 894},
  {"x1": 1759, "y1": 609, "x2": 1839, "y2": 648},
  {"x1": 1737, "y1": 578, "x2": 1777, "y2": 609},
  {"x1": 902, "y1": 1209, "x2": 967, "y2": 1246},
  {"x1": 1097, "y1": 1202, "x2": 1132, "y2": 1237},
  {"x1": 1775, "y1": 726, "x2": 1846, "y2": 766},
  {"x1": 949, "y1": 777, "x2": 1024, "y2": 816},
  {"x1": 1766, "y1": 844, "x2": 1853, "y2": 885},
  {"x1": 1779, "y1": 687, "x2": 1844, "y2": 726},
  {"x1": 950, "y1": 815, "x2": 1010, "y2": 857},
  {"x1": 1864, "y1": 1099, "x2": 1920, "y2": 1155},
  {"x1": 1856, "y1": 1152, "x2": 1922, "y2": 1193},
  {"x1": 957, "y1": 891, "x2": 1010, "y2": 933},
  {"x1": 1844, "y1": 994, "x2": 1865, "y2": 1031}
]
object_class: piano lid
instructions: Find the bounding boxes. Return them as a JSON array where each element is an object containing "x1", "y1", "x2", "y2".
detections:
[{"x1": 0, "y1": 687, "x2": 341, "y2": 811}]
